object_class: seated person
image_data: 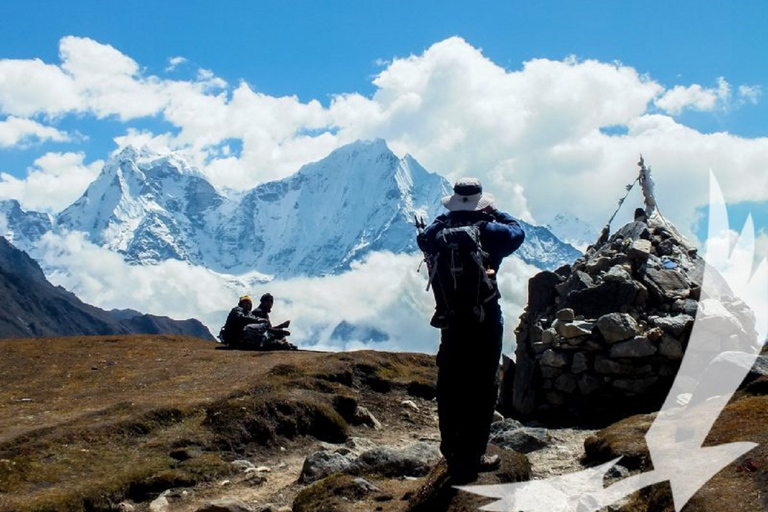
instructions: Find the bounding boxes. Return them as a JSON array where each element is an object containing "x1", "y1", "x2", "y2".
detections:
[
  {"x1": 220, "y1": 295, "x2": 267, "y2": 347},
  {"x1": 250, "y1": 293, "x2": 297, "y2": 351}
]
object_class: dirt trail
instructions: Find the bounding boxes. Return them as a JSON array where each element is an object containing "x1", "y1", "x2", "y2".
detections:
[
  {"x1": 169, "y1": 415, "x2": 596, "y2": 511},
  {"x1": 527, "y1": 427, "x2": 597, "y2": 479}
]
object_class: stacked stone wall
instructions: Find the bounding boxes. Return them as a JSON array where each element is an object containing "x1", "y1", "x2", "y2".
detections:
[{"x1": 504, "y1": 218, "x2": 714, "y2": 422}]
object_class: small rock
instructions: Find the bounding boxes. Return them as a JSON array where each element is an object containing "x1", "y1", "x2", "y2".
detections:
[
  {"x1": 353, "y1": 477, "x2": 381, "y2": 493},
  {"x1": 650, "y1": 314, "x2": 694, "y2": 337},
  {"x1": 401, "y1": 399, "x2": 419, "y2": 411},
  {"x1": 602, "y1": 266, "x2": 633, "y2": 283},
  {"x1": 554, "y1": 319, "x2": 593, "y2": 339},
  {"x1": 628, "y1": 239, "x2": 652, "y2": 260},
  {"x1": 571, "y1": 352, "x2": 590, "y2": 374},
  {"x1": 556, "y1": 308, "x2": 575, "y2": 322},
  {"x1": 353, "y1": 406, "x2": 382, "y2": 429},
  {"x1": 231, "y1": 460, "x2": 256, "y2": 471},
  {"x1": 596, "y1": 313, "x2": 639, "y2": 343},
  {"x1": 540, "y1": 349, "x2": 570, "y2": 368},
  {"x1": 149, "y1": 496, "x2": 169, "y2": 512},
  {"x1": 244, "y1": 472, "x2": 267, "y2": 486},
  {"x1": 613, "y1": 376, "x2": 659, "y2": 393},
  {"x1": 609, "y1": 336, "x2": 657, "y2": 358},
  {"x1": 489, "y1": 427, "x2": 550, "y2": 453},
  {"x1": 300, "y1": 450, "x2": 354, "y2": 483},
  {"x1": 659, "y1": 335, "x2": 684, "y2": 360},
  {"x1": 349, "y1": 442, "x2": 440, "y2": 478},
  {"x1": 117, "y1": 503, "x2": 136, "y2": 512},
  {"x1": 554, "y1": 373, "x2": 578, "y2": 394},
  {"x1": 578, "y1": 374, "x2": 603, "y2": 395}
]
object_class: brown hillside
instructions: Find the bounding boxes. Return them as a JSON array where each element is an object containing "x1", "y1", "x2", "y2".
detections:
[{"x1": 0, "y1": 336, "x2": 439, "y2": 512}]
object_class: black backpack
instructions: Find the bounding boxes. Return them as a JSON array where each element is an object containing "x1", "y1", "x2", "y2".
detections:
[{"x1": 423, "y1": 218, "x2": 498, "y2": 327}]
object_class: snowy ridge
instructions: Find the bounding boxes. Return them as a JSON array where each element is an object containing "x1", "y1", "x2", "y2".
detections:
[
  {"x1": 546, "y1": 213, "x2": 601, "y2": 252},
  {"x1": 3, "y1": 139, "x2": 580, "y2": 278}
]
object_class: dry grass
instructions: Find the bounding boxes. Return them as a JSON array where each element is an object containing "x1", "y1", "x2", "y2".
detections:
[
  {"x1": 583, "y1": 388, "x2": 768, "y2": 512},
  {"x1": 0, "y1": 335, "x2": 437, "y2": 512}
]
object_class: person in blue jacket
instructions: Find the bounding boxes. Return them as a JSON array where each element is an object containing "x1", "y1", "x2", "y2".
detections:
[{"x1": 417, "y1": 177, "x2": 525, "y2": 483}]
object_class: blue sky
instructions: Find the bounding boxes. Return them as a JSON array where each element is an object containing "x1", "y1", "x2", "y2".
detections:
[
  {"x1": 0, "y1": 1, "x2": 766, "y2": 347},
  {"x1": 4, "y1": 1, "x2": 766, "y2": 111},
  {"x1": 1, "y1": 0, "x2": 766, "y2": 231}
]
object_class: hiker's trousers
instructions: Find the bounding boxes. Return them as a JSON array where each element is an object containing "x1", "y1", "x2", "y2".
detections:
[{"x1": 436, "y1": 314, "x2": 503, "y2": 472}]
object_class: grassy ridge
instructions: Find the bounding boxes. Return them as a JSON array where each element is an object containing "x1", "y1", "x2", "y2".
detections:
[{"x1": 0, "y1": 336, "x2": 437, "y2": 512}]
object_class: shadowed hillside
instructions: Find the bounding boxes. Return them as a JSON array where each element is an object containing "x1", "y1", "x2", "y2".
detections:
[{"x1": 0, "y1": 237, "x2": 212, "y2": 340}]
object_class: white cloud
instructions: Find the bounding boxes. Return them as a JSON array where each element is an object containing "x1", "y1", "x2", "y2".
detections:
[
  {"x1": 737, "y1": 85, "x2": 761, "y2": 105},
  {"x1": 0, "y1": 152, "x2": 102, "y2": 212},
  {"x1": 166, "y1": 56, "x2": 188, "y2": 72},
  {"x1": 654, "y1": 76, "x2": 762, "y2": 115},
  {"x1": 0, "y1": 58, "x2": 81, "y2": 116},
  {"x1": 32, "y1": 230, "x2": 539, "y2": 354},
  {"x1": 0, "y1": 116, "x2": 70, "y2": 147}
]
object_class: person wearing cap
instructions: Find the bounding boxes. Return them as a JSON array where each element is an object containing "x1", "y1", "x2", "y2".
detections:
[
  {"x1": 417, "y1": 177, "x2": 525, "y2": 483},
  {"x1": 221, "y1": 295, "x2": 267, "y2": 348}
]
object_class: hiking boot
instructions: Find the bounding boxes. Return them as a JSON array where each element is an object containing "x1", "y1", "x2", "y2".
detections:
[{"x1": 479, "y1": 453, "x2": 501, "y2": 472}]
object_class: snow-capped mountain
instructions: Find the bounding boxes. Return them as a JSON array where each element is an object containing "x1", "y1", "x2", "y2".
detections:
[
  {"x1": 0, "y1": 199, "x2": 54, "y2": 247},
  {"x1": 3, "y1": 139, "x2": 580, "y2": 278},
  {"x1": 545, "y1": 212, "x2": 601, "y2": 252},
  {"x1": 57, "y1": 145, "x2": 226, "y2": 266}
]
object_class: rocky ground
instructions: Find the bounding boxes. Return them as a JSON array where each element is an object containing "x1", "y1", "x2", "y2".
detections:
[{"x1": 1, "y1": 335, "x2": 765, "y2": 512}]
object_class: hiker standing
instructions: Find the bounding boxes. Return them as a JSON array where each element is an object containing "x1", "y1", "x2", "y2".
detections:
[{"x1": 417, "y1": 177, "x2": 525, "y2": 483}]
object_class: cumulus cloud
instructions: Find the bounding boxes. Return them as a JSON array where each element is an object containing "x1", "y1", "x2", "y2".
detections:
[
  {"x1": 0, "y1": 116, "x2": 70, "y2": 147},
  {"x1": 655, "y1": 77, "x2": 763, "y2": 116},
  {"x1": 656, "y1": 77, "x2": 731, "y2": 115},
  {"x1": 0, "y1": 58, "x2": 80, "y2": 116},
  {"x1": 31, "y1": 230, "x2": 538, "y2": 354},
  {"x1": 0, "y1": 152, "x2": 102, "y2": 212}
]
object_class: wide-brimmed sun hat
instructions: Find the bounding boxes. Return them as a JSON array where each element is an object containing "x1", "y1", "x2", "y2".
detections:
[{"x1": 441, "y1": 177, "x2": 495, "y2": 212}]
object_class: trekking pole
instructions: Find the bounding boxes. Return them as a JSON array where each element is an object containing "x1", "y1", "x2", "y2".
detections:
[{"x1": 414, "y1": 214, "x2": 428, "y2": 273}]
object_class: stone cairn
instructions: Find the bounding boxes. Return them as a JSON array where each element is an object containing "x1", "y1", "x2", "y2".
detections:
[{"x1": 501, "y1": 158, "x2": 725, "y2": 423}]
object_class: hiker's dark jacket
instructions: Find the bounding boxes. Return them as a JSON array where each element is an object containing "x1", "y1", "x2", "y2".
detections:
[
  {"x1": 418, "y1": 210, "x2": 524, "y2": 271},
  {"x1": 223, "y1": 306, "x2": 263, "y2": 343},
  {"x1": 417, "y1": 209, "x2": 525, "y2": 276}
]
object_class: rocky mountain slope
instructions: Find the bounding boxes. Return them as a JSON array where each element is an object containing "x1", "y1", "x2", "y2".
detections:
[{"x1": 0, "y1": 237, "x2": 213, "y2": 339}]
